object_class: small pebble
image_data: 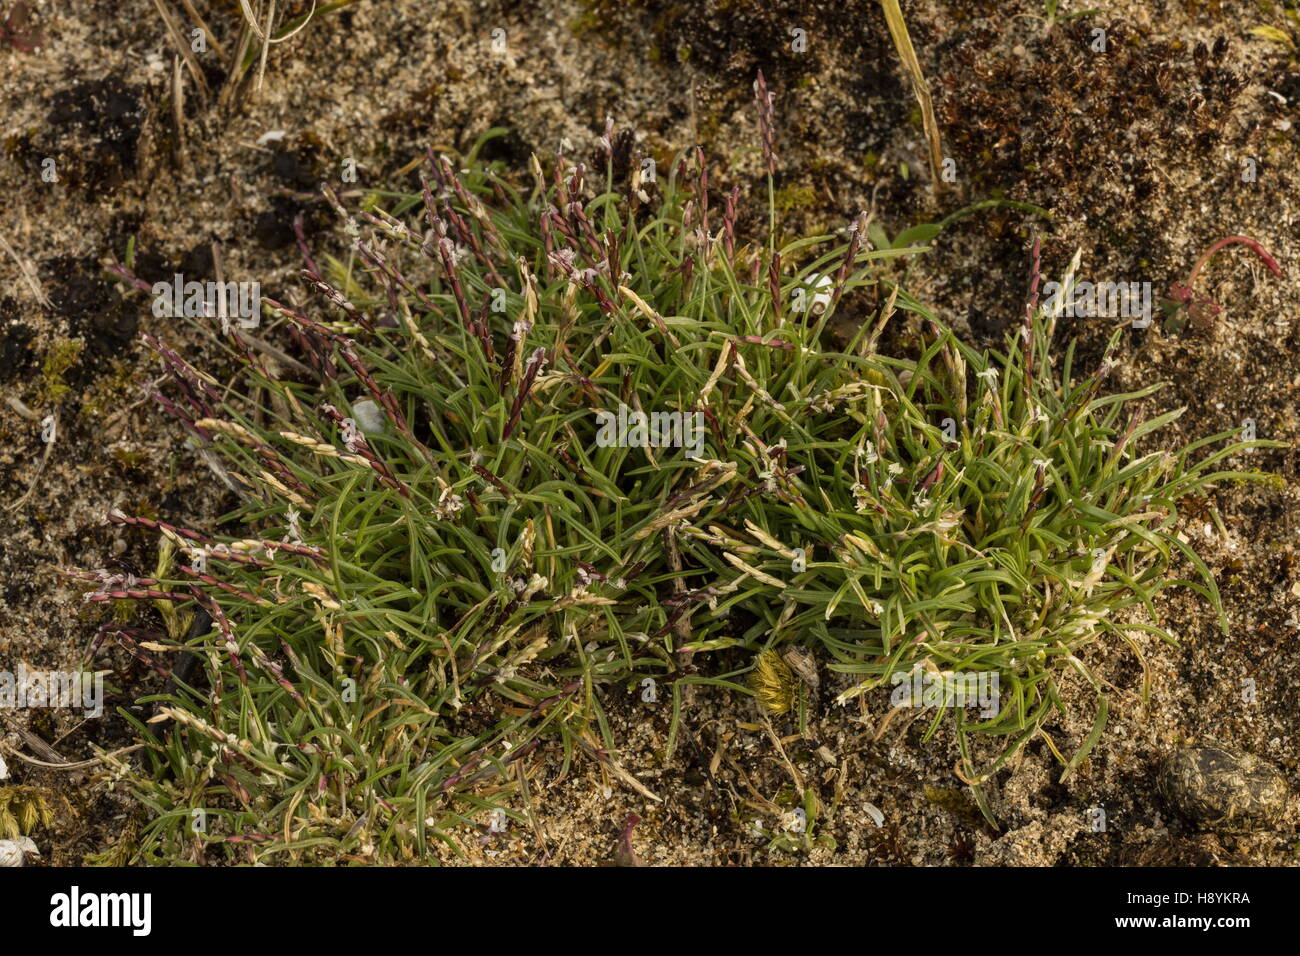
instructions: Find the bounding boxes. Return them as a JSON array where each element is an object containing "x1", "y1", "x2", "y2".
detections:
[
  {"x1": 1160, "y1": 745, "x2": 1290, "y2": 832},
  {"x1": 351, "y1": 399, "x2": 387, "y2": 434},
  {"x1": 782, "y1": 646, "x2": 819, "y2": 688},
  {"x1": 0, "y1": 837, "x2": 39, "y2": 867}
]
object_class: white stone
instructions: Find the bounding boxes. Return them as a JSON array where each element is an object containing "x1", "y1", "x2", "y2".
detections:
[
  {"x1": 0, "y1": 838, "x2": 38, "y2": 867},
  {"x1": 351, "y1": 399, "x2": 386, "y2": 434}
]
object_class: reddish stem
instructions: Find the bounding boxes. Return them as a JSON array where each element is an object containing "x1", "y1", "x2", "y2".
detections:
[
  {"x1": 1168, "y1": 234, "x2": 1283, "y2": 326},
  {"x1": 1185, "y1": 235, "x2": 1282, "y2": 291}
]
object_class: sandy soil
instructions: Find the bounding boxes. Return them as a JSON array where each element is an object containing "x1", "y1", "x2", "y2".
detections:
[{"x1": 1, "y1": 0, "x2": 1297, "y2": 865}]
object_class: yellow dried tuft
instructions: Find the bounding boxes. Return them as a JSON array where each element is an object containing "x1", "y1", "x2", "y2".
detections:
[
  {"x1": 0, "y1": 786, "x2": 56, "y2": 839},
  {"x1": 749, "y1": 649, "x2": 798, "y2": 716}
]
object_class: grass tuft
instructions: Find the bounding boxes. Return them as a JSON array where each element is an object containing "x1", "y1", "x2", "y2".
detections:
[{"x1": 90, "y1": 115, "x2": 1278, "y2": 860}]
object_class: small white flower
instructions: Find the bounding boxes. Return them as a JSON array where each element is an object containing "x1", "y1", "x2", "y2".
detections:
[
  {"x1": 340, "y1": 417, "x2": 363, "y2": 453},
  {"x1": 801, "y1": 272, "x2": 834, "y2": 315},
  {"x1": 434, "y1": 482, "x2": 465, "y2": 520},
  {"x1": 851, "y1": 481, "x2": 871, "y2": 513}
]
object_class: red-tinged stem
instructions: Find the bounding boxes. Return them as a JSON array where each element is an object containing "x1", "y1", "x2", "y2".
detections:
[
  {"x1": 754, "y1": 70, "x2": 777, "y2": 176},
  {"x1": 85, "y1": 589, "x2": 192, "y2": 603},
  {"x1": 189, "y1": 587, "x2": 249, "y2": 686},
  {"x1": 1168, "y1": 235, "x2": 1284, "y2": 327},
  {"x1": 768, "y1": 251, "x2": 783, "y2": 327},
  {"x1": 265, "y1": 295, "x2": 348, "y2": 344},
  {"x1": 734, "y1": 335, "x2": 795, "y2": 350},
  {"x1": 618, "y1": 813, "x2": 641, "y2": 866},
  {"x1": 104, "y1": 259, "x2": 154, "y2": 294},
  {"x1": 503, "y1": 347, "x2": 547, "y2": 441},
  {"x1": 472, "y1": 463, "x2": 512, "y2": 498},
  {"x1": 292, "y1": 213, "x2": 321, "y2": 279},
  {"x1": 107, "y1": 509, "x2": 207, "y2": 542},
  {"x1": 919, "y1": 458, "x2": 944, "y2": 495},
  {"x1": 1186, "y1": 234, "x2": 1282, "y2": 291},
  {"x1": 179, "y1": 565, "x2": 271, "y2": 605},
  {"x1": 831, "y1": 211, "x2": 870, "y2": 310},
  {"x1": 696, "y1": 146, "x2": 710, "y2": 239},
  {"x1": 723, "y1": 186, "x2": 740, "y2": 269}
]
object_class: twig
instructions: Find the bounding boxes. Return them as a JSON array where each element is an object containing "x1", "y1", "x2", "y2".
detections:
[
  {"x1": 1, "y1": 712, "x2": 69, "y2": 764},
  {"x1": 178, "y1": 0, "x2": 227, "y2": 60},
  {"x1": 14, "y1": 412, "x2": 56, "y2": 510},
  {"x1": 0, "y1": 230, "x2": 51, "y2": 306},
  {"x1": 762, "y1": 716, "x2": 806, "y2": 792},
  {"x1": 10, "y1": 744, "x2": 146, "y2": 771},
  {"x1": 171, "y1": 55, "x2": 190, "y2": 173},
  {"x1": 879, "y1": 0, "x2": 944, "y2": 197},
  {"x1": 150, "y1": 0, "x2": 212, "y2": 101}
]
